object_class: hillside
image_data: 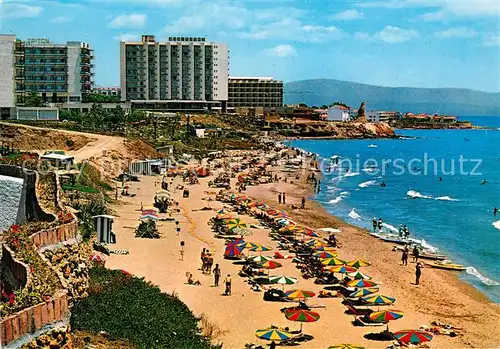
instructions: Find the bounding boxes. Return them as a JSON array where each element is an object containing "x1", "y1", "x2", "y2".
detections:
[{"x1": 285, "y1": 79, "x2": 500, "y2": 116}]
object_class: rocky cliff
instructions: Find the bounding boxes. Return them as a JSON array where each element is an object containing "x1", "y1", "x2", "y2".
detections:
[{"x1": 273, "y1": 121, "x2": 395, "y2": 139}]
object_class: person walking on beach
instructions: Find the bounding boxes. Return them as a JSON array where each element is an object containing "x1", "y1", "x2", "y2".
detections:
[
  {"x1": 494, "y1": 207, "x2": 498, "y2": 216},
  {"x1": 213, "y1": 264, "x2": 221, "y2": 287},
  {"x1": 278, "y1": 192, "x2": 282, "y2": 205},
  {"x1": 398, "y1": 224, "x2": 404, "y2": 238},
  {"x1": 372, "y1": 218, "x2": 377, "y2": 232},
  {"x1": 404, "y1": 225, "x2": 410, "y2": 239},
  {"x1": 223, "y1": 274, "x2": 232, "y2": 295},
  {"x1": 415, "y1": 262, "x2": 423, "y2": 285},
  {"x1": 282, "y1": 192, "x2": 286, "y2": 205},
  {"x1": 402, "y1": 246, "x2": 409, "y2": 266},
  {"x1": 378, "y1": 218, "x2": 383, "y2": 232},
  {"x1": 200, "y1": 248, "x2": 206, "y2": 271},
  {"x1": 413, "y1": 245, "x2": 420, "y2": 262},
  {"x1": 301, "y1": 197, "x2": 306, "y2": 209},
  {"x1": 206, "y1": 251, "x2": 213, "y2": 274}
]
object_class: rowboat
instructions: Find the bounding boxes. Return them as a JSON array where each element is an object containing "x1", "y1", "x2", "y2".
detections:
[
  {"x1": 426, "y1": 261, "x2": 466, "y2": 271},
  {"x1": 418, "y1": 252, "x2": 448, "y2": 261}
]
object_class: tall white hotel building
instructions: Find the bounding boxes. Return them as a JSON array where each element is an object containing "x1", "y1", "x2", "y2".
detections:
[{"x1": 120, "y1": 35, "x2": 228, "y2": 111}]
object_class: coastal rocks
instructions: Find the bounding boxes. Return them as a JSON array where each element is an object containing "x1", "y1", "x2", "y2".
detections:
[{"x1": 357, "y1": 102, "x2": 368, "y2": 123}]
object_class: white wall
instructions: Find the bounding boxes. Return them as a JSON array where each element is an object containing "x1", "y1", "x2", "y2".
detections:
[
  {"x1": 366, "y1": 111, "x2": 380, "y2": 123},
  {"x1": 212, "y1": 43, "x2": 228, "y2": 101},
  {"x1": 327, "y1": 107, "x2": 350, "y2": 121},
  {"x1": 67, "y1": 44, "x2": 81, "y2": 98},
  {"x1": 0, "y1": 35, "x2": 16, "y2": 107},
  {"x1": 0, "y1": 175, "x2": 24, "y2": 232}
]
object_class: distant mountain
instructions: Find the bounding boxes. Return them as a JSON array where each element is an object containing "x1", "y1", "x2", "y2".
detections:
[{"x1": 284, "y1": 79, "x2": 500, "y2": 116}]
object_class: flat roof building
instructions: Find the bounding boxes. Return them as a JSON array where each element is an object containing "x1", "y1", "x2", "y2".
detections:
[
  {"x1": 0, "y1": 35, "x2": 94, "y2": 110},
  {"x1": 228, "y1": 77, "x2": 283, "y2": 109},
  {"x1": 120, "y1": 35, "x2": 228, "y2": 111}
]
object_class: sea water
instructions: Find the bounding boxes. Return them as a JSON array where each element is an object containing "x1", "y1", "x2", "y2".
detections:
[
  {"x1": 291, "y1": 116, "x2": 500, "y2": 302},
  {"x1": 0, "y1": 175, "x2": 24, "y2": 232}
]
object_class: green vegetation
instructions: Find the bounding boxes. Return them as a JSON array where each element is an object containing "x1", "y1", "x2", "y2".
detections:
[
  {"x1": 59, "y1": 104, "x2": 126, "y2": 132},
  {"x1": 135, "y1": 220, "x2": 160, "y2": 239},
  {"x1": 22, "y1": 92, "x2": 45, "y2": 107},
  {"x1": 62, "y1": 184, "x2": 100, "y2": 193},
  {"x1": 71, "y1": 267, "x2": 217, "y2": 349},
  {"x1": 330, "y1": 101, "x2": 349, "y2": 108}
]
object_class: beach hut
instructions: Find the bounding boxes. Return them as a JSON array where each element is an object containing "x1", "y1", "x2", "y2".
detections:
[{"x1": 93, "y1": 215, "x2": 116, "y2": 244}]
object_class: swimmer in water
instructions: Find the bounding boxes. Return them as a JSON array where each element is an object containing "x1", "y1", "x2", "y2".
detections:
[{"x1": 481, "y1": 179, "x2": 487, "y2": 185}]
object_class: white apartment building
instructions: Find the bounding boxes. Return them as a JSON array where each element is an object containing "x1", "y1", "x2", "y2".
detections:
[
  {"x1": 228, "y1": 77, "x2": 283, "y2": 109},
  {"x1": 327, "y1": 105, "x2": 351, "y2": 122},
  {"x1": 120, "y1": 35, "x2": 228, "y2": 111}
]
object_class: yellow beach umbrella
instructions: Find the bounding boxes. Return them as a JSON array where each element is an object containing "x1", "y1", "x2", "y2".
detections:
[
  {"x1": 321, "y1": 257, "x2": 346, "y2": 266},
  {"x1": 346, "y1": 259, "x2": 371, "y2": 268}
]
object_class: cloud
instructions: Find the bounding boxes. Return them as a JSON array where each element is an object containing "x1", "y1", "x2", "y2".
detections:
[
  {"x1": 331, "y1": 9, "x2": 364, "y2": 20},
  {"x1": 436, "y1": 27, "x2": 478, "y2": 39},
  {"x1": 109, "y1": 14, "x2": 146, "y2": 29},
  {"x1": 3, "y1": 3, "x2": 43, "y2": 18},
  {"x1": 483, "y1": 35, "x2": 500, "y2": 46},
  {"x1": 357, "y1": 0, "x2": 500, "y2": 18},
  {"x1": 114, "y1": 33, "x2": 141, "y2": 41},
  {"x1": 240, "y1": 19, "x2": 344, "y2": 43},
  {"x1": 264, "y1": 44, "x2": 297, "y2": 57},
  {"x1": 373, "y1": 26, "x2": 418, "y2": 43},
  {"x1": 254, "y1": 7, "x2": 306, "y2": 21},
  {"x1": 419, "y1": 10, "x2": 446, "y2": 21},
  {"x1": 354, "y1": 32, "x2": 370, "y2": 40},
  {"x1": 51, "y1": 16, "x2": 71, "y2": 23},
  {"x1": 163, "y1": 3, "x2": 248, "y2": 34}
]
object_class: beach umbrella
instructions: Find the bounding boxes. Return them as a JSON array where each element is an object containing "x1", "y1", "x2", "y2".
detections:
[
  {"x1": 362, "y1": 295, "x2": 395, "y2": 305},
  {"x1": 284, "y1": 309, "x2": 320, "y2": 331},
  {"x1": 216, "y1": 208, "x2": 226, "y2": 214},
  {"x1": 306, "y1": 239, "x2": 326, "y2": 247},
  {"x1": 259, "y1": 260, "x2": 282, "y2": 269},
  {"x1": 393, "y1": 330, "x2": 433, "y2": 344},
  {"x1": 227, "y1": 218, "x2": 248, "y2": 231},
  {"x1": 224, "y1": 244, "x2": 243, "y2": 258},
  {"x1": 314, "y1": 251, "x2": 337, "y2": 259},
  {"x1": 216, "y1": 213, "x2": 233, "y2": 220},
  {"x1": 346, "y1": 259, "x2": 371, "y2": 268},
  {"x1": 285, "y1": 289, "x2": 315, "y2": 300},
  {"x1": 328, "y1": 345, "x2": 365, "y2": 349},
  {"x1": 232, "y1": 227, "x2": 251, "y2": 237},
  {"x1": 255, "y1": 328, "x2": 293, "y2": 341},
  {"x1": 329, "y1": 265, "x2": 358, "y2": 274},
  {"x1": 349, "y1": 287, "x2": 379, "y2": 298},
  {"x1": 369, "y1": 310, "x2": 404, "y2": 323},
  {"x1": 315, "y1": 246, "x2": 337, "y2": 252},
  {"x1": 248, "y1": 255, "x2": 272, "y2": 264},
  {"x1": 227, "y1": 238, "x2": 244, "y2": 246},
  {"x1": 321, "y1": 257, "x2": 346, "y2": 266},
  {"x1": 250, "y1": 245, "x2": 272, "y2": 253},
  {"x1": 347, "y1": 279, "x2": 377, "y2": 288},
  {"x1": 347, "y1": 271, "x2": 372, "y2": 280},
  {"x1": 269, "y1": 275, "x2": 298, "y2": 286},
  {"x1": 237, "y1": 241, "x2": 260, "y2": 250}
]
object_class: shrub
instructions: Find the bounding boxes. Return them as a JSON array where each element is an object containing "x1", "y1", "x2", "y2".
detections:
[{"x1": 71, "y1": 267, "x2": 217, "y2": 349}]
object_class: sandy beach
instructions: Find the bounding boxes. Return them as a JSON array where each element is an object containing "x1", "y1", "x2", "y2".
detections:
[{"x1": 106, "y1": 151, "x2": 500, "y2": 349}]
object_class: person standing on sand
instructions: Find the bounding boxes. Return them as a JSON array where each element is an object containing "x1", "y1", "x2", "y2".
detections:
[
  {"x1": 282, "y1": 192, "x2": 286, "y2": 205},
  {"x1": 200, "y1": 248, "x2": 206, "y2": 272},
  {"x1": 278, "y1": 192, "x2": 282, "y2": 205},
  {"x1": 269, "y1": 341, "x2": 276, "y2": 349},
  {"x1": 206, "y1": 250, "x2": 213, "y2": 274},
  {"x1": 378, "y1": 218, "x2": 383, "y2": 232},
  {"x1": 301, "y1": 197, "x2": 306, "y2": 209},
  {"x1": 415, "y1": 262, "x2": 423, "y2": 285},
  {"x1": 213, "y1": 264, "x2": 221, "y2": 287},
  {"x1": 372, "y1": 218, "x2": 377, "y2": 232},
  {"x1": 223, "y1": 274, "x2": 232, "y2": 295},
  {"x1": 413, "y1": 245, "x2": 420, "y2": 262},
  {"x1": 402, "y1": 247, "x2": 408, "y2": 266}
]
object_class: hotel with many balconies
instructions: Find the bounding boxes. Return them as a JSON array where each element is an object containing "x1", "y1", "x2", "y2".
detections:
[
  {"x1": 228, "y1": 77, "x2": 283, "y2": 110},
  {"x1": 0, "y1": 35, "x2": 94, "y2": 115},
  {"x1": 120, "y1": 35, "x2": 228, "y2": 111}
]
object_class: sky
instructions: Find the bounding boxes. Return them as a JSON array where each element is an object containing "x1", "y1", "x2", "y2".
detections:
[{"x1": 1, "y1": 0, "x2": 499, "y2": 92}]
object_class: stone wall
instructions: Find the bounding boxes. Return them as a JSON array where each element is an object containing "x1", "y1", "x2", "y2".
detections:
[{"x1": 1, "y1": 244, "x2": 31, "y2": 290}]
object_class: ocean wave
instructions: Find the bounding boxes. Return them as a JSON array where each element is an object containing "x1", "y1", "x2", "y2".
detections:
[
  {"x1": 407, "y1": 190, "x2": 432, "y2": 199},
  {"x1": 339, "y1": 191, "x2": 350, "y2": 196},
  {"x1": 326, "y1": 186, "x2": 340, "y2": 193},
  {"x1": 435, "y1": 196, "x2": 458, "y2": 201},
  {"x1": 382, "y1": 222, "x2": 399, "y2": 233},
  {"x1": 328, "y1": 197, "x2": 343, "y2": 204},
  {"x1": 493, "y1": 220, "x2": 500, "y2": 230},
  {"x1": 348, "y1": 208, "x2": 361, "y2": 220},
  {"x1": 343, "y1": 172, "x2": 361, "y2": 177},
  {"x1": 359, "y1": 180, "x2": 377, "y2": 188},
  {"x1": 466, "y1": 267, "x2": 500, "y2": 286},
  {"x1": 362, "y1": 168, "x2": 378, "y2": 173}
]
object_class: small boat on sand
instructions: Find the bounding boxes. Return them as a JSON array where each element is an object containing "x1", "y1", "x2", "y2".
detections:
[
  {"x1": 426, "y1": 261, "x2": 466, "y2": 271},
  {"x1": 418, "y1": 252, "x2": 448, "y2": 261}
]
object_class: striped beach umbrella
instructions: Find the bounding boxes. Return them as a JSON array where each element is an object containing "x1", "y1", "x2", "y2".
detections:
[
  {"x1": 347, "y1": 271, "x2": 372, "y2": 280},
  {"x1": 347, "y1": 279, "x2": 377, "y2": 288},
  {"x1": 255, "y1": 328, "x2": 293, "y2": 341},
  {"x1": 248, "y1": 255, "x2": 272, "y2": 264},
  {"x1": 349, "y1": 287, "x2": 379, "y2": 298},
  {"x1": 369, "y1": 310, "x2": 404, "y2": 323},
  {"x1": 285, "y1": 289, "x2": 315, "y2": 300},
  {"x1": 250, "y1": 245, "x2": 272, "y2": 253},
  {"x1": 237, "y1": 241, "x2": 260, "y2": 250},
  {"x1": 224, "y1": 244, "x2": 243, "y2": 258},
  {"x1": 362, "y1": 295, "x2": 395, "y2": 305},
  {"x1": 259, "y1": 260, "x2": 282, "y2": 269},
  {"x1": 269, "y1": 275, "x2": 297, "y2": 286},
  {"x1": 314, "y1": 251, "x2": 337, "y2": 259},
  {"x1": 321, "y1": 257, "x2": 346, "y2": 266},
  {"x1": 306, "y1": 239, "x2": 326, "y2": 247},
  {"x1": 329, "y1": 265, "x2": 358, "y2": 274},
  {"x1": 346, "y1": 259, "x2": 371, "y2": 268},
  {"x1": 314, "y1": 246, "x2": 337, "y2": 252},
  {"x1": 393, "y1": 330, "x2": 433, "y2": 344},
  {"x1": 227, "y1": 218, "x2": 248, "y2": 231},
  {"x1": 284, "y1": 309, "x2": 320, "y2": 323},
  {"x1": 328, "y1": 345, "x2": 365, "y2": 349}
]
